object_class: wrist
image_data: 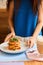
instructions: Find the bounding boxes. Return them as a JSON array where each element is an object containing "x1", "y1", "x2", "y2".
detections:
[
  {"x1": 11, "y1": 28, "x2": 14, "y2": 33},
  {"x1": 11, "y1": 29, "x2": 15, "y2": 34},
  {"x1": 32, "y1": 35, "x2": 36, "y2": 41}
]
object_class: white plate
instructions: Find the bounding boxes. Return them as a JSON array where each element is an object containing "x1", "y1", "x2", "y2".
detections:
[
  {"x1": 26, "y1": 50, "x2": 43, "y2": 61},
  {"x1": 0, "y1": 41, "x2": 28, "y2": 54}
]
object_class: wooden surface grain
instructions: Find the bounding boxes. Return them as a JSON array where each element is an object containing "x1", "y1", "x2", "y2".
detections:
[{"x1": 24, "y1": 61, "x2": 43, "y2": 65}]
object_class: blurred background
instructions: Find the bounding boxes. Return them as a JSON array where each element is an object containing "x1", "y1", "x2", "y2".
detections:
[{"x1": 0, "y1": 0, "x2": 9, "y2": 43}]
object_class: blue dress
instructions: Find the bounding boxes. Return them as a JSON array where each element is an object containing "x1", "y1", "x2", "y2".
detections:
[{"x1": 13, "y1": 0, "x2": 42, "y2": 37}]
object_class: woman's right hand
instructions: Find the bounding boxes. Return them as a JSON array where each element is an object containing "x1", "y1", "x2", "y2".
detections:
[{"x1": 4, "y1": 32, "x2": 15, "y2": 42}]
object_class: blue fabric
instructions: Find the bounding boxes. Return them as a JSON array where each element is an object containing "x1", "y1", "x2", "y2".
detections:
[{"x1": 13, "y1": 0, "x2": 42, "y2": 37}]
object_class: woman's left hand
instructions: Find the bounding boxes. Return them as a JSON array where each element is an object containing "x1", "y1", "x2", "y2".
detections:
[{"x1": 27, "y1": 36, "x2": 36, "y2": 48}]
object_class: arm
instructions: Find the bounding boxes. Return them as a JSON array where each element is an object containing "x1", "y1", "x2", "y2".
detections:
[
  {"x1": 28, "y1": 0, "x2": 43, "y2": 48},
  {"x1": 4, "y1": 0, "x2": 15, "y2": 42},
  {"x1": 8, "y1": 0, "x2": 15, "y2": 34},
  {"x1": 33, "y1": 0, "x2": 43, "y2": 39}
]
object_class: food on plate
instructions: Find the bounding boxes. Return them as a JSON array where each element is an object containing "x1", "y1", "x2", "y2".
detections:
[{"x1": 8, "y1": 38, "x2": 21, "y2": 50}]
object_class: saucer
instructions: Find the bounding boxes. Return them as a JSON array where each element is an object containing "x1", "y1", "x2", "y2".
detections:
[{"x1": 26, "y1": 50, "x2": 43, "y2": 61}]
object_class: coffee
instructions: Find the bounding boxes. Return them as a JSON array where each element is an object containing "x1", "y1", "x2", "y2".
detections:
[{"x1": 37, "y1": 36, "x2": 43, "y2": 54}]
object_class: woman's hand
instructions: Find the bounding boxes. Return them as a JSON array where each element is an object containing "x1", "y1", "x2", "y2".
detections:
[
  {"x1": 27, "y1": 36, "x2": 36, "y2": 48},
  {"x1": 4, "y1": 31, "x2": 15, "y2": 42}
]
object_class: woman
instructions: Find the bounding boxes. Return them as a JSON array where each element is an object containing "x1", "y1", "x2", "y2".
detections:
[{"x1": 5, "y1": 0, "x2": 43, "y2": 48}]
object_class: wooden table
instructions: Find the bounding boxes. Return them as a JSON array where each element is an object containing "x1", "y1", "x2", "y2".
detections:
[{"x1": 24, "y1": 61, "x2": 43, "y2": 65}]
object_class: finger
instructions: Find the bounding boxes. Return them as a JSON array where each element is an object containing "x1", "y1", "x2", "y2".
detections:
[
  {"x1": 4, "y1": 36, "x2": 10, "y2": 42},
  {"x1": 4, "y1": 37, "x2": 9, "y2": 42},
  {"x1": 4, "y1": 33, "x2": 12, "y2": 42},
  {"x1": 30, "y1": 42, "x2": 34, "y2": 48},
  {"x1": 13, "y1": 34, "x2": 15, "y2": 38},
  {"x1": 26, "y1": 40, "x2": 29, "y2": 46},
  {"x1": 27, "y1": 40, "x2": 31, "y2": 47},
  {"x1": 13, "y1": 32, "x2": 15, "y2": 38}
]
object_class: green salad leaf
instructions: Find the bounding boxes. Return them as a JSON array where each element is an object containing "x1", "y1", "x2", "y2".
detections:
[{"x1": 10, "y1": 38, "x2": 18, "y2": 42}]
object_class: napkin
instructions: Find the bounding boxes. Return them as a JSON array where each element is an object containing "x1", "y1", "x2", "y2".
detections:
[{"x1": 26, "y1": 43, "x2": 43, "y2": 61}]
